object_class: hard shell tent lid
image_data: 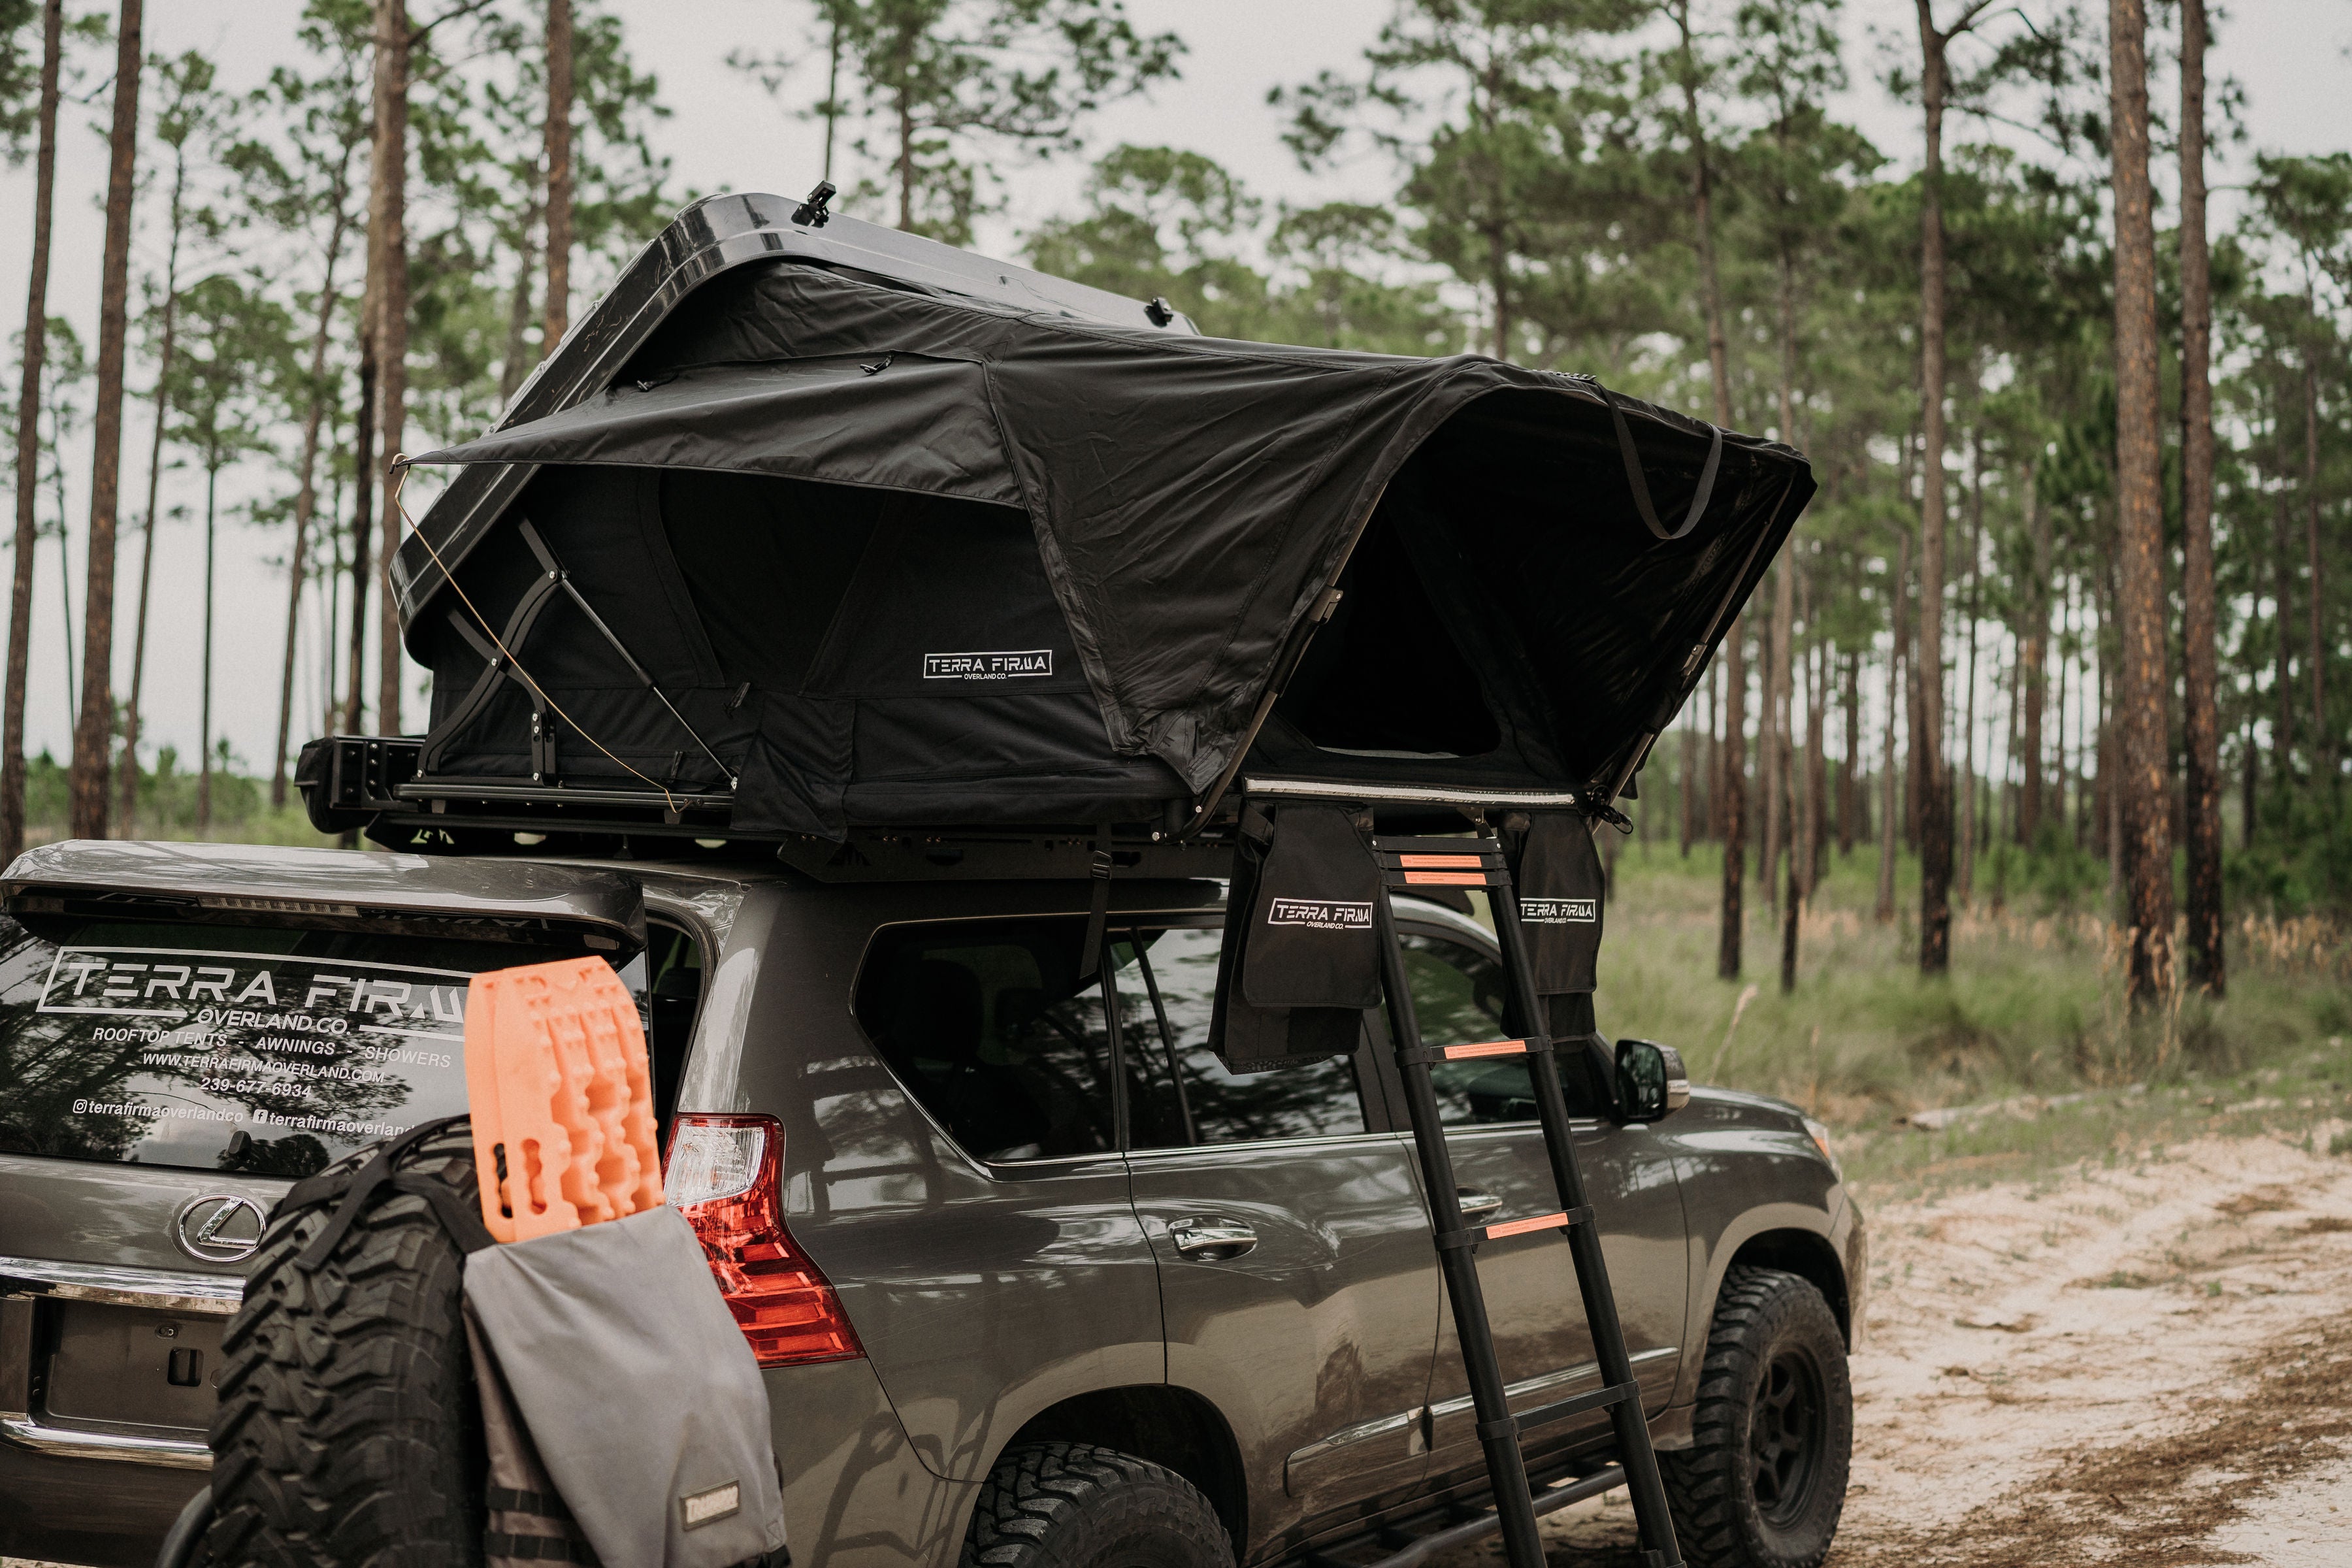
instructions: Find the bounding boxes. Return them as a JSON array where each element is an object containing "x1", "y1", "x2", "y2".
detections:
[{"x1": 400, "y1": 197, "x2": 1813, "y2": 840}]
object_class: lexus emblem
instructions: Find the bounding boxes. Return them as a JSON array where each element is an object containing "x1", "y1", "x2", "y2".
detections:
[{"x1": 173, "y1": 1194, "x2": 266, "y2": 1263}]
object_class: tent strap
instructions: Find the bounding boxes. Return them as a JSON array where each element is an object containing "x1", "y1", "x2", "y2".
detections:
[
  {"x1": 1592, "y1": 381, "x2": 1723, "y2": 542},
  {"x1": 1079, "y1": 822, "x2": 1115, "y2": 982}
]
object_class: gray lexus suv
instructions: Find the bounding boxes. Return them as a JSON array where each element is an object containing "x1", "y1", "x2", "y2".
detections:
[{"x1": 0, "y1": 838, "x2": 1863, "y2": 1568}]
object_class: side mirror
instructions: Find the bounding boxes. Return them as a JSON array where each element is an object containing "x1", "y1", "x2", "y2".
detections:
[{"x1": 1614, "y1": 1039, "x2": 1690, "y2": 1123}]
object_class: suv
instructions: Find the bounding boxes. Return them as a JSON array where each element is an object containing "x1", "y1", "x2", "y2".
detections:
[{"x1": 0, "y1": 838, "x2": 1862, "y2": 1568}]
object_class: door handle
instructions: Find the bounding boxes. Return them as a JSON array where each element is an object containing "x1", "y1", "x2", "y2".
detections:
[
  {"x1": 1169, "y1": 1216, "x2": 1257, "y2": 1260},
  {"x1": 1456, "y1": 1188, "x2": 1504, "y2": 1220}
]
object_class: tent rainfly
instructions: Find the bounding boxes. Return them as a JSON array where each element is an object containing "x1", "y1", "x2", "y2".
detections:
[{"x1": 397, "y1": 202, "x2": 1814, "y2": 841}]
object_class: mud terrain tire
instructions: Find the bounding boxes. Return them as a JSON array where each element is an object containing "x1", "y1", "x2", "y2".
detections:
[
  {"x1": 204, "y1": 1122, "x2": 484, "y2": 1568},
  {"x1": 1661, "y1": 1264, "x2": 1852, "y2": 1568},
  {"x1": 962, "y1": 1441, "x2": 1233, "y2": 1568}
]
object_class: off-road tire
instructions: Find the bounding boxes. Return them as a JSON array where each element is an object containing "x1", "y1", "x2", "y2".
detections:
[
  {"x1": 1661, "y1": 1265, "x2": 1852, "y2": 1568},
  {"x1": 204, "y1": 1124, "x2": 485, "y2": 1567},
  {"x1": 962, "y1": 1441, "x2": 1233, "y2": 1568}
]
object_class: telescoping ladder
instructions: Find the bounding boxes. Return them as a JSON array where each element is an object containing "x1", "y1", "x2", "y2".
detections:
[{"x1": 1371, "y1": 829, "x2": 1684, "y2": 1568}]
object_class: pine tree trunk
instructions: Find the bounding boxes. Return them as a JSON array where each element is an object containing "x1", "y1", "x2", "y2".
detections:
[
  {"x1": 372, "y1": 0, "x2": 410, "y2": 736},
  {"x1": 1958, "y1": 438, "x2": 1984, "y2": 902},
  {"x1": 499, "y1": 208, "x2": 538, "y2": 402},
  {"x1": 1806, "y1": 631, "x2": 1827, "y2": 894},
  {"x1": 1878, "y1": 532, "x2": 1910, "y2": 923},
  {"x1": 2273, "y1": 415, "x2": 2296, "y2": 769},
  {"x1": 2240, "y1": 711, "x2": 2257, "y2": 848},
  {"x1": 274, "y1": 198, "x2": 355, "y2": 808},
  {"x1": 119, "y1": 150, "x2": 186, "y2": 835},
  {"x1": 1679, "y1": 723, "x2": 1695, "y2": 857},
  {"x1": 1676, "y1": 1, "x2": 1733, "y2": 428},
  {"x1": 1719, "y1": 617, "x2": 1748, "y2": 979},
  {"x1": 1912, "y1": 1, "x2": 1955, "y2": 974},
  {"x1": 1707, "y1": 658, "x2": 1724, "y2": 840},
  {"x1": 344, "y1": 341, "x2": 376, "y2": 734},
  {"x1": 2304, "y1": 358, "x2": 2325, "y2": 762},
  {"x1": 2109, "y1": 0, "x2": 2175, "y2": 1004},
  {"x1": 542, "y1": 0, "x2": 573, "y2": 353},
  {"x1": 1761, "y1": 562, "x2": 1791, "y2": 907},
  {"x1": 2018, "y1": 461, "x2": 2049, "y2": 843},
  {"x1": 5, "y1": 0, "x2": 64, "y2": 864},
  {"x1": 2179, "y1": 0, "x2": 2223, "y2": 994},
  {"x1": 197, "y1": 466, "x2": 216, "y2": 830},
  {"x1": 1839, "y1": 651, "x2": 1859, "y2": 856},
  {"x1": 69, "y1": 0, "x2": 146, "y2": 840}
]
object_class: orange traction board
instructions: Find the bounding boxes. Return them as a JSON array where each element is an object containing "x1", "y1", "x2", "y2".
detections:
[{"x1": 463, "y1": 956, "x2": 664, "y2": 1242}]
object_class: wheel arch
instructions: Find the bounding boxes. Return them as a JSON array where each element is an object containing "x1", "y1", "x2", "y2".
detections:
[
  {"x1": 996, "y1": 1384, "x2": 1248, "y2": 1552},
  {"x1": 1723, "y1": 1226, "x2": 1850, "y2": 1347}
]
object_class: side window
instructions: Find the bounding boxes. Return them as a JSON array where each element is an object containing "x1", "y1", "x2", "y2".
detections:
[
  {"x1": 855, "y1": 919, "x2": 1119, "y2": 1164},
  {"x1": 1111, "y1": 925, "x2": 1371, "y2": 1149},
  {"x1": 1398, "y1": 933, "x2": 1534, "y2": 1126}
]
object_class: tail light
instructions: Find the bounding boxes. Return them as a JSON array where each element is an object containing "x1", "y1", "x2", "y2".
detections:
[{"x1": 666, "y1": 1114, "x2": 862, "y2": 1367}]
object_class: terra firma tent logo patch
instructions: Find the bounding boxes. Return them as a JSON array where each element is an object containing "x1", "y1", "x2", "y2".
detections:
[
  {"x1": 1521, "y1": 898, "x2": 1598, "y2": 924},
  {"x1": 923, "y1": 650, "x2": 1053, "y2": 679},
  {"x1": 1266, "y1": 898, "x2": 1373, "y2": 930}
]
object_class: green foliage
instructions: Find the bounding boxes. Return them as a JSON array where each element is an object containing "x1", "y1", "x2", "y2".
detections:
[
  {"x1": 753, "y1": 0, "x2": 1183, "y2": 244},
  {"x1": 1024, "y1": 144, "x2": 1455, "y2": 351}
]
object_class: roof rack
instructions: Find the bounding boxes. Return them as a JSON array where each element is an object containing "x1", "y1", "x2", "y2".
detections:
[{"x1": 294, "y1": 734, "x2": 1233, "y2": 881}]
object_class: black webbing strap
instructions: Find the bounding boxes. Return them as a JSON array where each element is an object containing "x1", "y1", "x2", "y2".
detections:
[
  {"x1": 1079, "y1": 822, "x2": 1115, "y2": 982},
  {"x1": 1592, "y1": 380, "x2": 1724, "y2": 543},
  {"x1": 487, "y1": 1486, "x2": 574, "y2": 1520},
  {"x1": 483, "y1": 1531, "x2": 598, "y2": 1563},
  {"x1": 284, "y1": 1114, "x2": 495, "y2": 1273}
]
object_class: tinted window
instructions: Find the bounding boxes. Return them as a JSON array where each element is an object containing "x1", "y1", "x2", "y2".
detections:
[
  {"x1": 1113, "y1": 925, "x2": 1370, "y2": 1148},
  {"x1": 0, "y1": 916, "x2": 600, "y2": 1176},
  {"x1": 855, "y1": 919, "x2": 1121, "y2": 1164}
]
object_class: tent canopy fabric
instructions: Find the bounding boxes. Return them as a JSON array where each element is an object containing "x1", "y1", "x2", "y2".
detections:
[{"x1": 408, "y1": 259, "x2": 1813, "y2": 837}]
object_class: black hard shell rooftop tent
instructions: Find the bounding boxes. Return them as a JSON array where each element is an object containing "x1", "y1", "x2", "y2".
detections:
[{"x1": 325, "y1": 191, "x2": 1812, "y2": 847}]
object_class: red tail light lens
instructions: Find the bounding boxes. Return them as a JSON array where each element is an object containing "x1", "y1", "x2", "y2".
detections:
[{"x1": 666, "y1": 1114, "x2": 862, "y2": 1367}]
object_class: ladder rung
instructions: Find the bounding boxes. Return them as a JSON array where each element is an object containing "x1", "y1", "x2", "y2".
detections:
[
  {"x1": 1374, "y1": 834, "x2": 1503, "y2": 855},
  {"x1": 1398, "y1": 852, "x2": 1486, "y2": 869},
  {"x1": 1401, "y1": 869, "x2": 1491, "y2": 886},
  {"x1": 1515, "y1": 1380, "x2": 1641, "y2": 1433},
  {"x1": 1482, "y1": 1210, "x2": 1572, "y2": 1240},
  {"x1": 1441, "y1": 1038, "x2": 1529, "y2": 1060}
]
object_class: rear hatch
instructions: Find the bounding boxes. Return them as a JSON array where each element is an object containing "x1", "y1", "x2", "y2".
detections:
[{"x1": 0, "y1": 841, "x2": 640, "y2": 1474}]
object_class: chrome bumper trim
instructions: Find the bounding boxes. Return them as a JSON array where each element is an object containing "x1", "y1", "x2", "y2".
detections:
[
  {"x1": 0, "y1": 1254, "x2": 243, "y2": 1316},
  {"x1": 0, "y1": 1409, "x2": 211, "y2": 1469}
]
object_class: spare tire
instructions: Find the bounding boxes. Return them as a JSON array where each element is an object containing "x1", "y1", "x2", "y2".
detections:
[{"x1": 205, "y1": 1121, "x2": 486, "y2": 1568}]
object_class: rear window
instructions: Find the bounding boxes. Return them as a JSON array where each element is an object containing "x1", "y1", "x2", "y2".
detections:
[{"x1": 0, "y1": 915, "x2": 595, "y2": 1177}]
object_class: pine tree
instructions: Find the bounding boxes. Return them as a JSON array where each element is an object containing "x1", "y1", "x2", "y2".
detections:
[{"x1": 3, "y1": 0, "x2": 61, "y2": 864}]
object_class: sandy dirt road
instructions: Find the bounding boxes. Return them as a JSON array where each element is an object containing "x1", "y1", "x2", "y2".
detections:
[{"x1": 1439, "y1": 1129, "x2": 2352, "y2": 1567}]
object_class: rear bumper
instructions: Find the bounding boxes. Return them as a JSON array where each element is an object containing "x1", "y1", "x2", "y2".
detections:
[{"x1": 0, "y1": 1439, "x2": 202, "y2": 1568}]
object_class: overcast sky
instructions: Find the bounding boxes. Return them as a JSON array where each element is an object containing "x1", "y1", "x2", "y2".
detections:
[{"x1": 0, "y1": 0, "x2": 2344, "y2": 789}]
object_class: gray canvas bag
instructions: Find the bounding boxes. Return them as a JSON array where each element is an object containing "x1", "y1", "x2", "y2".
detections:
[{"x1": 463, "y1": 1203, "x2": 789, "y2": 1568}]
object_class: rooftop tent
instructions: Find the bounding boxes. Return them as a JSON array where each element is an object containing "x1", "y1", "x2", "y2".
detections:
[{"x1": 400, "y1": 212, "x2": 1813, "y2": 839}]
